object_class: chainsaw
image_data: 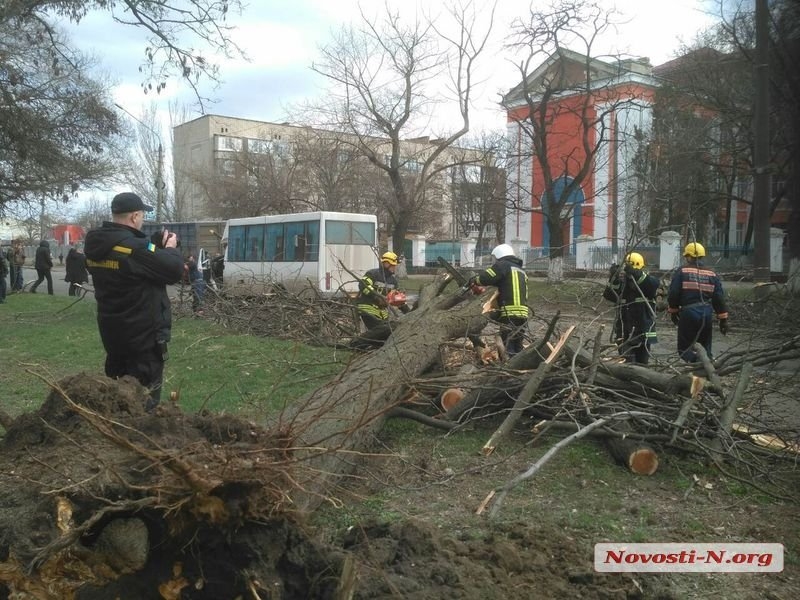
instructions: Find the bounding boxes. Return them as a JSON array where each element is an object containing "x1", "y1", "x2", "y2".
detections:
[{"x1": 436, "y1": 256, "x2": 485, "y2": 296}]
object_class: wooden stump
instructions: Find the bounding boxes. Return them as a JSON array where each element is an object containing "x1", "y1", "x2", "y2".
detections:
[{"x1": 607, "y1": 439, "x2": 659, "y2": 475}]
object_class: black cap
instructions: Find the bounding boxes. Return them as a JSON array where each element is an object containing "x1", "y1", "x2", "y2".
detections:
[{"x1": 111, "y1": 192, "x2": 153, "y2": 214}]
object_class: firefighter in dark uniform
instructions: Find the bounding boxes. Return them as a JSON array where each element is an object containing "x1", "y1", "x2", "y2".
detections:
[
  {"x1": 468, "y1": 244, "x2": 530, "y2": 357},
  {"x1": 356, "y1": 251, "x2": 405, "y2": 330},
  {"x1": 667, "y1": 242, "x2": 729, "y2": 362},
  {"x1": 603, "y1": 252, "x2": 660, "y2": 364},
  {"x1": 84, "y1": 192, "x2": 185, "y2": 410}
]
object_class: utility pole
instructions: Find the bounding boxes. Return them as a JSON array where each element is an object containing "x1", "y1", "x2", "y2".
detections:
[
  {"x1": 753, "y1": 0, "x2": 771, "y2": 283},
  {"x1": 115, "y1": 103, "x2": 164, "y2": 221},
  {"x1": 156, "y1": 142, "x2": 164, "y2": 222}
]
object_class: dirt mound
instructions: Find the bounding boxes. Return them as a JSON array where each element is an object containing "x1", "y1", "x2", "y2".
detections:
[
  {"x1": 338, "y1": 518, "x2": 639, "y2": 599},
  {"x1": 0, "y1": 373, "x2": 334, "y2": 598}
]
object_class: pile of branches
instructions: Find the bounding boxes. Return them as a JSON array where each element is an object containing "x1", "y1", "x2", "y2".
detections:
[
  {"x1": 171, "y1": 282, "x2": 362, "y2": 346},
  {"x1": 392, "y1": 314, "x2": 800, "y2": 505}
]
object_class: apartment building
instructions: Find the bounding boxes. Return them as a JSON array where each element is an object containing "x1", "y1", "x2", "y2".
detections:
[{"x1": 172, "y1": 115, "x2": 503, "y2": 245}]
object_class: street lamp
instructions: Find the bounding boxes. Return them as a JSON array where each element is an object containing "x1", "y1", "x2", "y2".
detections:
[{"x1": 115, "y1": 103, "x2": 165, "y2": 222}]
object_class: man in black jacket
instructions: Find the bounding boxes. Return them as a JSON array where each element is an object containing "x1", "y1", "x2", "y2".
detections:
[
  {"x1": 84, "y1": 192, "x2": 184, "y2": 409},
  {"x1": 30, "y1": 240, "x2": 54, "y2": 294}
]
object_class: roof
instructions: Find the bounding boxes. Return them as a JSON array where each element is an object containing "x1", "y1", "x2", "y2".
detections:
[{"x1": 503, "y1": 48, "x2": 656, "y2": 107}]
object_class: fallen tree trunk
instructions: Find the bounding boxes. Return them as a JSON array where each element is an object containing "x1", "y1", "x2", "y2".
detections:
[{"x1": 283, "y1": 284, "x2": 492, "y2": 512}]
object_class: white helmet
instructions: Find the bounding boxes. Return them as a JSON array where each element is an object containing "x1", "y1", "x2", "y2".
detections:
[{"x1": 491, "y1": 243, "x2": 515, "y2": 260}]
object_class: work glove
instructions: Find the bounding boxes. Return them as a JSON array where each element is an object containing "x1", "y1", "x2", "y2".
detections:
[
  {"x1": 670, "y1": 312, "x2": 680, "y2": 326},
  {"x1": 374, "y1": 293, "x2": 388, "y2": 308},
  {"x1": 719, "y1": 318, "x2": 729, "y2": 335}
]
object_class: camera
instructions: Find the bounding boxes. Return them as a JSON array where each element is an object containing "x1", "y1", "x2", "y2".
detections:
[{"x1": 150, "y1": 228, "x2": 180, "y2": 249}]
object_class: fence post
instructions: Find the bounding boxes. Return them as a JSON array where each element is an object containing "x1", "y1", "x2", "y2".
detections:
[
  {"x1": 659, "y1": 231, "x2": 682, "y2": 271},
  {"x1": 770, "y1": 228, "x2": 784, "y2": 273},
  {"x1": 574, "y1": 235, "x2": 592, "y2": 270},
  {"x1": 411, "y1": 235, "x2": 426, "y2": 269},
  {"x1": 460, "y1": 238, "x2": 477, "y2": 268}
]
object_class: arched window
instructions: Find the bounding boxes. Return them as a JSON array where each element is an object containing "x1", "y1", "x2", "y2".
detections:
[{"x1": 542, "y1": 175, "x2": 585, "y2": 254}]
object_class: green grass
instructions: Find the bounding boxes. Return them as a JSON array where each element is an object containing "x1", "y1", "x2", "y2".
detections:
[{"x1": 0, "y1": 293, "x2": 347, "y2": 418}]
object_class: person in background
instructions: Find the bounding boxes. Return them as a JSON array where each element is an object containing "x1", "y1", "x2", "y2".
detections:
[
  {"x1": 603, "y1": 252, "x2": 660, "y2": 364},
  {"x1": 64, "y1": 245, "x2": 89, "y2": 296},
  {"x1": 0, "y1": 248, "x2": 8, "y2": 303},
  {"x1": 356, "y1": 251, "x2": 404, "y2": 330},
  {"x1": 667, "y1": 242, "x2": 729, "y2": 362},
  {"x1": 30, "y1": 240, "x2": 54, "y2": 294},
  {"x1": 468, "y1": 244, "x2": 530, "y2": 357},
  {"x1": 11, "y1": 240, "x2": 26, "y2": 291},
  {"x1": 58, "y1": 251, "x2": 64, "y2": 265},
  {"x1": 186, "y1": 253, "x2": 205, "y2": 315},
  {"x1": 84, "y1": 192, "x2": 184, "y2": 410},
  {"x1": 210, "y1": 252, "x2": 225, "y2": 288}
]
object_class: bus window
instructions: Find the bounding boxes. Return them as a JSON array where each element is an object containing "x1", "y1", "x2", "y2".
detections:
[
  {"x1": 326, "y1": 220, "x2": 375, "y2": 245},
  {"x1": 284, "y1": 222, "x2": 304, "y2": 261},
  {"x1": 265, "y1": 223, "x2": 283, "y2": 261},
  {"x1": 228, "y1": 225, "x2": 246, "y2": 261},
  {"x1": 245, "y1": 225, "x2": 265, "y2": 261},
  {"x1": 305, "y1": 221, "x2": 320, "y2": 261}
]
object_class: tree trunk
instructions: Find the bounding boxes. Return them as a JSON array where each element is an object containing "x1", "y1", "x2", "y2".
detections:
[{"x1": 284, "y1": 286, "x2": 490, "y2": 512}]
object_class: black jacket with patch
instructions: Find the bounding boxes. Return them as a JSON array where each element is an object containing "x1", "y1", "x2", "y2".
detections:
[{"x1": 84, "y1": 222, "x2": 184, "y2": 354}]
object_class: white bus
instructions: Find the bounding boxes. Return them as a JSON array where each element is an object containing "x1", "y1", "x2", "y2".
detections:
[{"x1": 222, "y1": 211, "x2": 378, "y2": 295}]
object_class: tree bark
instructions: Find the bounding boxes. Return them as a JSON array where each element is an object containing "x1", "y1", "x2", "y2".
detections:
[{"x1": 283, "y1": 287, "x2": 490, "y2": 512}]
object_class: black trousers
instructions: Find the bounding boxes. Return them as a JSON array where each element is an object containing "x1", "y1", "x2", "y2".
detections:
[
  {"x1": 31, "y1": 268, "x2": 53, "y2": 294},
  {"x1": 105, "y1": 345, "x2": 165, "y2": 410}
]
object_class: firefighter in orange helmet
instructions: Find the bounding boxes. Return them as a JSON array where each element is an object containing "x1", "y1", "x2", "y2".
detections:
[{"x1": 355, "y1": 251, "x2": 408, "y2": 330}]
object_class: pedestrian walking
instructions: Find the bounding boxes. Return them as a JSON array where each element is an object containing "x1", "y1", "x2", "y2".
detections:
[
  {"x1": 30, "y1": 240, "x2": 54, "y2": 294},
  {"x1": 64, "y1": 246, "x2": 89, "y2": 296}
]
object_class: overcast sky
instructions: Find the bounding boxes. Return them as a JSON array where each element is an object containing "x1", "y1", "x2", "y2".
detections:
[{"x1": 66, "y1": 0, "x2": 717, "y2": 135}]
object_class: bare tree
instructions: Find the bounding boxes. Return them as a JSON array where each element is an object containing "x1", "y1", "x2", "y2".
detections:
[
  {"x1": 450, "y1": 131, "x2": 507, "y2": 255},
  {"x1": 0, "y1": 17, "x2": 120, "y2": 214},
  {"x1": 308, "y1": 1, "x2": 496, "y2": 252},
  {"x1": 3, "y1": 1, "x2": 245, "y2": 104},
  {"x1": 503, "y1": 0, "x2": 653, "y2": 281},
  {"x1": 1, "y1": 1, "x2": 245, "y2": 216}
]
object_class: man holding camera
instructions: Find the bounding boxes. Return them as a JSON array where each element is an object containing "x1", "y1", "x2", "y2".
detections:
[{"x1": 84, "y1": 192, "x2": 185, "y2": 410}]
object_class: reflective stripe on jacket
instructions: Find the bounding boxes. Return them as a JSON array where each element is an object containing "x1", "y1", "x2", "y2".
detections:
[
  {"x1": 667, "y1": 265, "x2": 728, "y2": 319},
  {"x1": 356, "y1": 265, "x2": 398, "y2": 320}
]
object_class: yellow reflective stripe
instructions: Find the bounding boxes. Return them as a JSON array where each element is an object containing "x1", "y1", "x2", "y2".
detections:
[
  {"x1": 636, "y1": 271, "x2": 647, "y2": 284},
  {"x1": 86, "y1": 259, "x2": 120, "y2": 270},
  {"x1": 511, "y1": 269, "x2": 521, "y2": 306},
  {"x1": 485, "y1": 268, "x2": 496, "y2": 277},
  {"x1": 500, "y1": 306, "x2": 529, "y2": 317},
  {"x1": 357, "y1": 304, "x2": 389, "y2": 319},
  {"x1": 112, "y1": 245, "x2": 133, "y2": 255}
]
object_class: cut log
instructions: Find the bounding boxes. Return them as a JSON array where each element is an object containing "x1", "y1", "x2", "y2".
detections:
[
  {"x1": 441, "y1": 388, "x2": 465, "y2": 411},
  {"x1": 565, "y1": 342, "x2": 725, "y2": 398},
  {"x1": 606, "y1": 439, "x2": 659, "y2": 475}
]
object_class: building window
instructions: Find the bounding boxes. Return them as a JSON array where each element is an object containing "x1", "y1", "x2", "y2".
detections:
[{"x1": 216, "y1": 135, "x2": 243, "y2": 152}]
